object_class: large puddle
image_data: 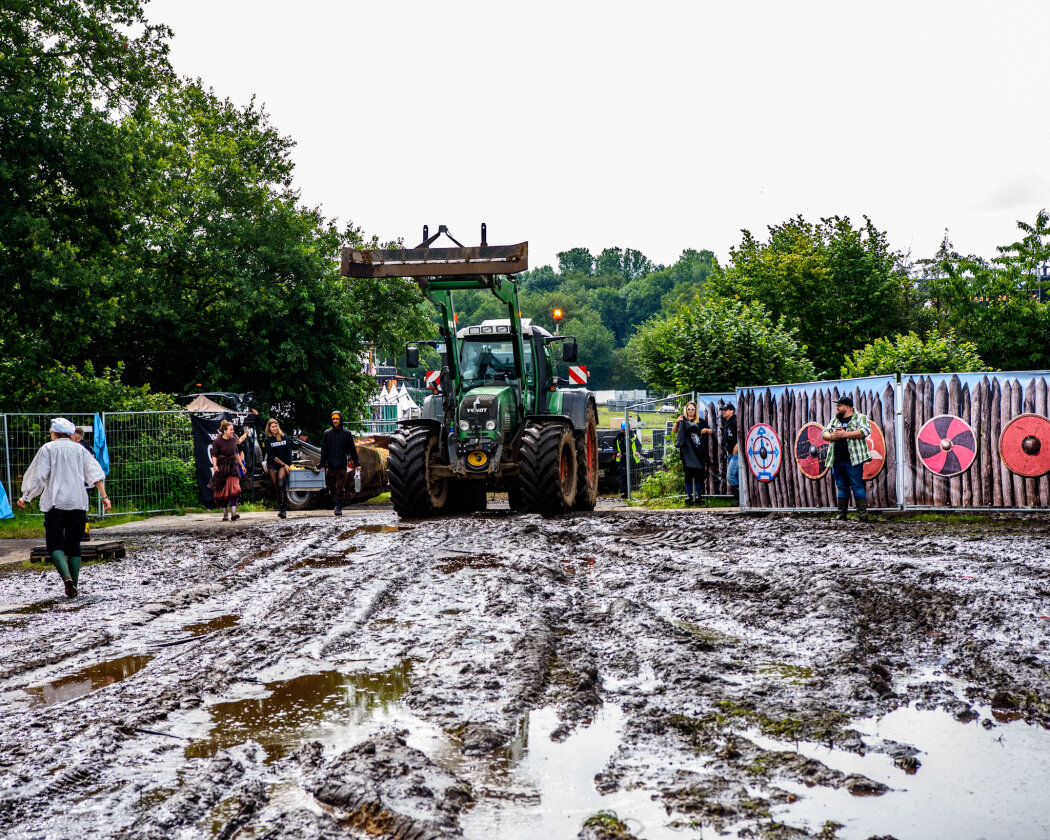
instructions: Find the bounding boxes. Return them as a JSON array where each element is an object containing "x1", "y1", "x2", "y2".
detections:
[
  {"x1": 763, "y1": 705, "x2": 1050, "y2": 839},
  {"x1": 460, "y1": 704, "x2": 675, "y2": 839},
  {"x1": 24, "y1": 654, "x2": 154, "y2": 706},
  {"x1": 186, "y1": 659, "x2": 415, "y2": 762}
]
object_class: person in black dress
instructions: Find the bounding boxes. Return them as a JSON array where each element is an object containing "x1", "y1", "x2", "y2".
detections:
[
  {"x1": 263, "y1": 418, "x2": 293, "y2": 519},
  {"x1": 209, "y1": 420, "x2": 244, "y2": 521},
  {"x1": 673, "y1": 401, "x2": 713, "y2": 506}
]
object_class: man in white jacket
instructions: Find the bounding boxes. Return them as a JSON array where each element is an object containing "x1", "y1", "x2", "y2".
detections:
[{"x1": 17, "y1": 417, "x2": 112, "y2": 598}]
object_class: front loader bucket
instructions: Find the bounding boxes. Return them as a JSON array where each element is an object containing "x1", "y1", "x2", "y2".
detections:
[{"x1": 341, "y1": 243, "x2": 528, "y2": 278}]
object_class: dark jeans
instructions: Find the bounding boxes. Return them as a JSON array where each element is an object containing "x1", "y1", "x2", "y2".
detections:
[
  {"x1": 684, "y1": 464, "x2": 707, "y2": 497},
  {"x1": 44, "y1": 508, "x2": 88, "y2": 557},
  {"x1": 326, "y1": 467, "x2": 352, "y2": 505},
  {"x1": 832, "y1": 461, "x2": 866, "y2": 500}
]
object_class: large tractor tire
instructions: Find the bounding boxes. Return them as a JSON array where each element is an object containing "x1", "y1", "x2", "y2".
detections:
[
  {"x1": 572, "y1": 402, "x2": 599, "y2": 511},
  {"x1": 519, "y1": 423, "x2": 578, "y2": 514},
  {"x1": 388, "y1": 426, "x2": 449, "y2": 518}
]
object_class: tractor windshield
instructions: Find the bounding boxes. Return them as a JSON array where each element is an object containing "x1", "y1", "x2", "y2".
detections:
[{"x1": 460, "y1": 338, "x2": 532, "y2": 388}]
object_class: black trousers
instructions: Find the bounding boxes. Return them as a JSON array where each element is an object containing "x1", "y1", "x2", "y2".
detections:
[
  {"x1": 44, "y1": 508, "x2": 87, "y2": 557},
  {"x1": 326, "y1": 468, "x2": 352, "y2": 505}
]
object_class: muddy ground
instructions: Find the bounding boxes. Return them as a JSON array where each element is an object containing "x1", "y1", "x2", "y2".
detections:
[{"x1": 0, "y1": 508, "x2": 1048, "y2": 840}]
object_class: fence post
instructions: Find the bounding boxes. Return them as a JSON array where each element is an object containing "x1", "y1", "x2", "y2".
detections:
[
  {"x1": 2, "y1": 414, "x2": 10, "y2": 505},
  {"x1": 624, "y1": 406, "x2": 631, "y2": 502},
  {"x1": 895, "y1": 378, "x2": 905, "y2": 510},
  {"x1": 99, "y1": 412, "x2": 106, "y2": 517}
]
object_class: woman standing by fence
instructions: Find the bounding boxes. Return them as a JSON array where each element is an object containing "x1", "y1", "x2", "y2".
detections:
[{"x1": 210, "y1": 420, "x2": 243, "y2": 521}]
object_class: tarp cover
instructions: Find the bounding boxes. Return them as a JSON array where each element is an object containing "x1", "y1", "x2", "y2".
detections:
[{"x1": 185, "y1": 395, "x2": 230, "y2": 413}]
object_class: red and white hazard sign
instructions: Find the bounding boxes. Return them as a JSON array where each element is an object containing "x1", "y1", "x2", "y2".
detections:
[
  {"x1": 424, "y1": 370, "x2": 440, "y2": 389},
  {"x1": 568, "y1": 365, "x2": 588, "y2": 385}
]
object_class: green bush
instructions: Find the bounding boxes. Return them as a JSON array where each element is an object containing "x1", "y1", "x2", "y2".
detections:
[
  {"x1": 626, "y1": 297, "x2": 816, "y2": 393},
  {"x1": 841, "y1": 330, "x2": 988, "y2": 378}
]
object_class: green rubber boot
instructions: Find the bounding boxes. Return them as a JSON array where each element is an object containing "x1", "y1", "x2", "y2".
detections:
[
  {"x1": 49, "y1": 549, "x2": 70, "y2": 582},
  {"x1": 69, "y1": 556, "x2": 82, "y2": 588}
]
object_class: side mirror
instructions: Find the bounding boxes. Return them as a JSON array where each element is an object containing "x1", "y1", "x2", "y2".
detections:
[
  {"x1": 562, "y1": 340, "x2": 578, "y2": 364},
  {"x1": 406, "y1": 346, "x2": 420, "y2": 368}
]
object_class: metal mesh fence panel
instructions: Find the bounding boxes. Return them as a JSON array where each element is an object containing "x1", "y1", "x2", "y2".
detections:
[
  {"x1": 621, "y1": 393, "x2": 693, "y2": 500},
  {"x1": 3, "y1": 414, "x2": 96, "y2": 511},
  {"x1": 102, "y1": 411, "x2": 196, "y2": 515}
]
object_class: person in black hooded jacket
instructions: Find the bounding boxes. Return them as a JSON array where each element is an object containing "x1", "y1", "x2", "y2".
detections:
[{"x1": 319, "y1": 410, "x2": 361, "y2": 516}]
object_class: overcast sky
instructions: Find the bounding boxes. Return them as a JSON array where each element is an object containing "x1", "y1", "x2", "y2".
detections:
[{"x1": 145, "y1": 0, "x2": 1050, "y2": 270}]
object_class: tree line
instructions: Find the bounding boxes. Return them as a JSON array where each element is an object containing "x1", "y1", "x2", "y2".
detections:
[
  {"x1": 4, "y1": 2, "x2": 1047, "y2": 429},
  {"x1": 0, "y1": 0, "x2": 430, "y2": 432}
]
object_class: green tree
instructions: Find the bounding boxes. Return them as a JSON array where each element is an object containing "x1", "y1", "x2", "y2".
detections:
[
  {"x1": 919, "y1": 236, "x2": 1050, "y2": 371},
  {"x1": 841, "y1": 331, "x2": 988, "y2": 378},
  {"x1": 707, "y1": 215, "x2": 914, "y2": 375},
  {"x1": 557, "y1": 247, "x2": 594, "y2": 276},
  {"x1": 626, "y1": 297, "x2": 816, "y2": 393}
]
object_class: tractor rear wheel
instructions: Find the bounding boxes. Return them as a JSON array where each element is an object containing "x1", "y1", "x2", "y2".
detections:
[
  {"x1": 388, "y1": 426, "x2": 448, "y2": 517},
  {"x1": 573, "y1": 402, "x2": 599, "y2": 511},
  {"x1": 519, "y1": 423, "x2": 578, "y2": 514}
]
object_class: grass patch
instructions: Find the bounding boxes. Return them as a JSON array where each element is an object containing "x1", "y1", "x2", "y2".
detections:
[
  {"x1": 757, "y1": 662, "x2": 816, "y2": 685},
  {"x1": 899, "y1": 512, "x2": 996, "y2": 525},
  {"x1": 360, "y1": 492, "x2": 391, "y2": 505},
  {"x1": 642, "y1": 496, "x2": 734, "y2": 510},
  {"x1": 669, "y1": 701, "x2": 849, "y2": 745}
]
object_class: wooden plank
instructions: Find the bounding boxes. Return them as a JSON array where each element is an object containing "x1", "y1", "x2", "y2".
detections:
[
  {"x1": 991, "y1": 377, "x2": 1004, "y2": 506},
  {"x1": 960, "y1": 380, "x2": 973, "y2": 507},
  {"x1": 1023, "y1": 379, "x2": 1038, "y2": 506},
  {"x1": 948, "y1": 376, "x2": 963, "y2": 507},
  {"x1": 1011, "y1": 380, "x2": 1026, "y2": 506},
  {"x1": 820, "y1": 388, "x2": 833, "y2": 508},
  {"x1": 882, "y1": 383, "x2": 897, "y2": 507},
  {"x1": 1037, "y1": 377, "x2": 1050, "y2": 508},
  {"x1": 901, "y1": 379, "x2": 915, "y2": 506},
  {"x1": 798, "y1": 391, "x2": 811, "y2": 508},
  {"x1": 933, "y1": 379, "x2": 949, "y2": 506}
]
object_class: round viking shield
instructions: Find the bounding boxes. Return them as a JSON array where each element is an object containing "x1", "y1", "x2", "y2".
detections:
[
  {"x1": 917, "y1": 414, "x2": 977, "y2": 477},
  {"x1": 746, "y1": 423, "x2": 782, "y2": 482},
  {"x1": 999, "y1": 413, "x2": 1050, "y2": 478},
  {"x1": 794, "y1": 422, "x2": 829, "y2": 480},
  {"x1": 863, "y1": 422, "x2": 886, "y2": 481}
]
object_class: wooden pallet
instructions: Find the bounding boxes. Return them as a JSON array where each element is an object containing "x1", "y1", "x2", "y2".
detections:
[{"x1": 30, "y1": 541, "x2": 126, "y2": 563}]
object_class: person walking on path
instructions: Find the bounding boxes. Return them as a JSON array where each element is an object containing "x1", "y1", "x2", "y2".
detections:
[
  {"x1": 209, "y1": 420, "x2": 244, "y2": 521},
  {"x1": 262, "y1": 418, "x2": 293, "y2": 519},
  {"x1": 821, "y1": 396, "x2": 872, "y2": 522},
  {"x1": 17, "y1": 417, "x2": 111, "y2": 598},
  {"x1": 721, "y1": 403, "x2": 740, "y2": 504},
  {"x1": 319, "y1": 410, "x2": 360, "y2": 516},
  {"x1": 672, "y1": 401, "x2": 713, "y2": 505}
]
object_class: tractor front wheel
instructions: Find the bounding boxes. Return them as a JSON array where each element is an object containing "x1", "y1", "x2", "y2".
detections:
[
  {"x1": 388, "y1": 426, "x2": 448, "y2": 518},
  {"x1": 519, "y1": 423, "x2": 578, "y2": 514}
]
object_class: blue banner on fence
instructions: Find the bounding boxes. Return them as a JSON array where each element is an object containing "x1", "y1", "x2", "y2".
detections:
[
  {"x1": 93, "y1": 412, "x2": 110, "y2": 476},
  {"x1": 0, "y1": 480, "x2": 13, "y2": 520}
]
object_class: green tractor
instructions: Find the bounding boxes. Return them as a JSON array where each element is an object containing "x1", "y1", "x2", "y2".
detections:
[{"x1": 341, "y1": 225, "x2": 598, "y2": 517}]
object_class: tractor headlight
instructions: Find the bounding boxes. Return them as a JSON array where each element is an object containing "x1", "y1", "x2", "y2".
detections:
[
  {"x1": 459, "y1": 420, "x2": 471, "y2": 432},
  {"x1": 485, "y1": 420, "x2": 497, "y2": 431}
]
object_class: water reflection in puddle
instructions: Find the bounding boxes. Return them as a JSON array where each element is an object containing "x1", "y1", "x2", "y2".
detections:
[
  {"x1": 290, "y1": 548, "x2": 357, "y2": 570},
  {"x1": 766, "y1": 706, "x2": 1050, "y2": 839},
  {"x1": 24, "y1": 655, "x2": 154, "y2": 706},
  {"x1": 437, "y1": 554, "x2": 503, "y2": 574},
  {"x1": 186, "y1": 659, "x2": 415, "y2": 762},
  {"x1": 338, "y1": 524, "x2": 398, "y2": 540},
  {"x1": 180, "y1": 614, "x2": 240, "y2": 636},
  {"x1": 460, "y1": 704, "x2": 675, "y2": 839}
]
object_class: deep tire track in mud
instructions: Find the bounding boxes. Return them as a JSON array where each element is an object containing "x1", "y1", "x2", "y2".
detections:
[{"x1": 0, "y1": 510, "x2": 1048, "y2": 839}]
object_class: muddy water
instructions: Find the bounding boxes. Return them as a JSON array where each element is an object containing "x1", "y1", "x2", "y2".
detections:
[
  {"x1": 186, "y1": 659, "x2": 415, "y2": 761},
  {"x1": 1, "y1": 511, "x2": 1049, "y2": 839},
  {"x1": 23, "y1": 654, "x2": 153, "y2": 706}
]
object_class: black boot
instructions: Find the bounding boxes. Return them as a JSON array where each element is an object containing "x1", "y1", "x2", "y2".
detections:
[
  {"x1": 856, "y1": 497, "x2": 869, "y2": 522},
  {"x1": 837, "y1": 497, "x2": 849, "y2": 521},
  {"x1": 334, "y1": 502, "x2": 342, "y2": 517}
]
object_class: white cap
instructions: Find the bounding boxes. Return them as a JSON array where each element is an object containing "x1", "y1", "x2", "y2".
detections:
[{"x1": 50, "y1": 417, "x2": 76, "y2": 435}]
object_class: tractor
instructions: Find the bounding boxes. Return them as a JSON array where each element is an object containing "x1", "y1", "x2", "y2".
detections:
[{"x1": 340, "y1": 225, "x2": 598, "y2": 517}]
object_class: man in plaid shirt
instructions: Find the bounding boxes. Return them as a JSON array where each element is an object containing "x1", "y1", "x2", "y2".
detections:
[{"x1": 821, "y1": 396, "x2": 872, "y2": 522}]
